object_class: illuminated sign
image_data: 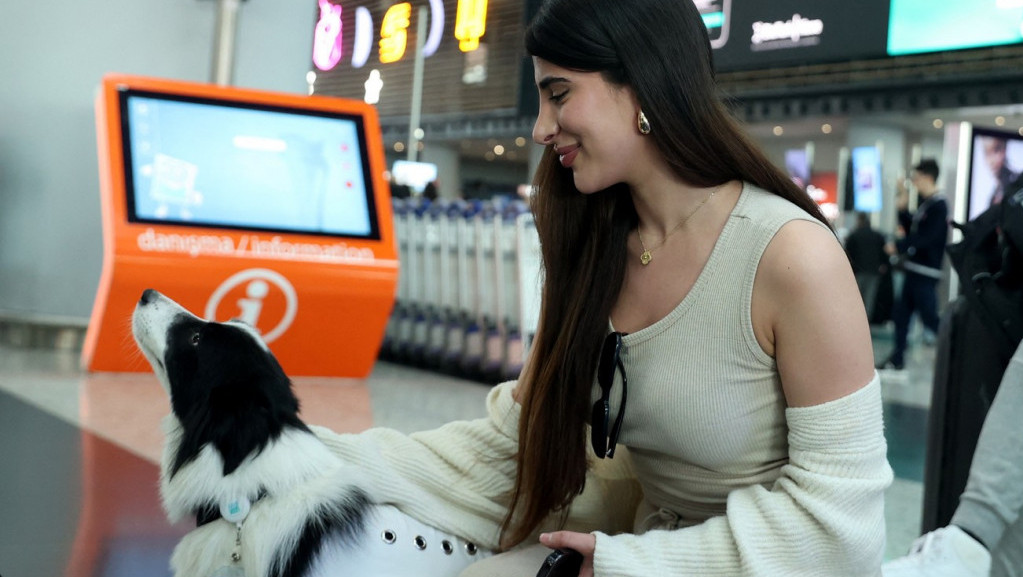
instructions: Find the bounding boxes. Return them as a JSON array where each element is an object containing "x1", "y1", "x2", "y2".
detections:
[
  {"x1": 311, "y1": 0, "x2": 486, "y2": 69},
  {"x1": 424, "y1": 0, "x2": 445, "y2": 56},
  {"x1": 750, "y1": 13, "x2": 824, "y2": 50},
  {"x1": 313, "y1": 0, "x2": 344, "y2": 71},
  {"x1": 364, "y1": 69, "x2": 383, "y2": 103},
  {"x1": 312, "y1": 0, "x2": 523, "y2": 118},
  {"x1": 379, "y1": 2, "x2": 412, "y2": 63},
  {"x1": 352, "y1": 7, "x2": 373, "y2": 68},
  {"x1": 455, "y1": 0, "x2": 488, "y2": 52}
]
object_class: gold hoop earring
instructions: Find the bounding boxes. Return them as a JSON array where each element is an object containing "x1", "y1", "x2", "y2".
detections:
[{"x1": 637, "y1": 111, "x2": 652, "y2": 135}]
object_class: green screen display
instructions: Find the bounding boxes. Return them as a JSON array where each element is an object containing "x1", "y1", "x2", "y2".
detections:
[{"x1": 888, "y1": 0, "x2": 1023, "y2": 56}]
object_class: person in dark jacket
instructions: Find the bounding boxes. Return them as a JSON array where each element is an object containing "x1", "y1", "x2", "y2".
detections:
[
  {"x1": 878, "y1": 158, "x2": 948, "y2": 371},
  {"x1": 845, "y1": 211, "x2": 889, "y2": 322}
]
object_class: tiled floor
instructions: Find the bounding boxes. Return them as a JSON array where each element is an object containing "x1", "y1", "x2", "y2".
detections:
[{"x1": 0, "y1": 324, "x2": 935, "y2": 576}]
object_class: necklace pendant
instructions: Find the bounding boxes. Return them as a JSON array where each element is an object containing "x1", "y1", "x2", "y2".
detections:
[{"x1": 640, "y1": 250, "x2": 652, "y2": 265}]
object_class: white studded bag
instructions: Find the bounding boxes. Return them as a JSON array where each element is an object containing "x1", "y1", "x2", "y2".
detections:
[{"x1": 307, "y1": 504, "x2": 493, "y2": 576}]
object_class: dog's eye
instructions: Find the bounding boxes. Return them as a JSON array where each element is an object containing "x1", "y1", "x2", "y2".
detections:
[{"x1": 190, "y1": 332, "x2": 201, "y2": 346}]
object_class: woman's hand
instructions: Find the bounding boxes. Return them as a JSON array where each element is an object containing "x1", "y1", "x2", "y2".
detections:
[{"x1": 540, "y1": 531, "x2": 596, "y2": 577}]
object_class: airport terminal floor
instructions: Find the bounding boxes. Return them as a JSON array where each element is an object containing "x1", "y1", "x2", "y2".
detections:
[{"x1": 0, "y1": 325, "x2": 932, "y2": 576}]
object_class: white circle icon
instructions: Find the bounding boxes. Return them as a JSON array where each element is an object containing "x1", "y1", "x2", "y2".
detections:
[{"x1": 205, "y1": 269, "x2": 298, "y2": 343}]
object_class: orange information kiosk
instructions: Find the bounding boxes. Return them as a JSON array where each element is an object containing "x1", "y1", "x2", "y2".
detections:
[{"x1": 82, "y1": 74, "x2": 398, "y2": 377}]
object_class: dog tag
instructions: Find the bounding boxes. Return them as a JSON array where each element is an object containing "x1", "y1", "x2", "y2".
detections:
[
  {"x1": 219, "y1": 496, "x2": 251, "y2": 524},
  {"x1": 211, "y1": 566, "x2": 244, "y2": 577}
]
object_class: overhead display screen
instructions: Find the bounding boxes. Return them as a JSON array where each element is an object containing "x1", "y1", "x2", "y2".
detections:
[
  {"x1": 888, "y1": 0, "x2": 1023, "y2": 56},
  {"x1": 709, "y1": 0, "x2": 890, "y2": 72},
  {"x1": 704, "y1": 0, "x2": 1023, "y2": 72}
]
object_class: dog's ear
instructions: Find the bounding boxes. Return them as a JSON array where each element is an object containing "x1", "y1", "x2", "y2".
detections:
[
  {"x1": 200, "y1": 324, "x2": 296, "y2": 403},
  {"x1": 191, "y1": 323, "x2": 306, "y2": 476}
]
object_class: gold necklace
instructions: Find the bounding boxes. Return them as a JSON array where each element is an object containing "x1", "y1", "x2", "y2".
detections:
[{"x1": 636, "y1": 185, "x2": 720, "y2": 265}]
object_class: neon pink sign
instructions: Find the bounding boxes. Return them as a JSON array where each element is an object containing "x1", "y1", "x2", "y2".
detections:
[
  {"x1": 313, "y1": 0, "x2": 344, "y2": 71},
  {"x1": 312, "y1": 0, "x2": 477, "y2": 70}
]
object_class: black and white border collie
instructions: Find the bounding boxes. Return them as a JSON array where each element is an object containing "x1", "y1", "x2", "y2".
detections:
[{"x1": 132, "y1": 289, "x2": 487, "y2": 577}]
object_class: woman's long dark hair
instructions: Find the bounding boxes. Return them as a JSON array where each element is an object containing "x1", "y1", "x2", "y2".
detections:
[{"x1": 502, "y1": 0, "x2": 830, "y2": 547}]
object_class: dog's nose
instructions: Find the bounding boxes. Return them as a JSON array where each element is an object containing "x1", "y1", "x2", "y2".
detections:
[{"x1": 140, "y1": 289, "x2": 159, "y2": 305}]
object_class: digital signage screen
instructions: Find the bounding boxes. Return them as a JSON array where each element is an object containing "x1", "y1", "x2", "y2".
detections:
[
  {"x1": 391, "y1": 160, "x2": 438, "y2": 193},
  {"x1": 968, "y1": 126, "x2": 1023, "y2": 221},
  {"x1": 702, "y1": 0, "x2": 1023, "y2": 72},
  {"x1": 888, "y1": 0, "x2": 1023, "y2": 56},
  {"x1": 784, "y1": 148, "x2": 811, "y2": 191},
  {"x1": 709, "y1": 0, "x2": 890, "y2": 72},
  {"x1": 852, "y1": 146, "x2": 884, "y2": 213},
  {"x1": 808, "y1": 171, "x2": 839, "y2": 222},
  {"x1": 119, "y1": 89, "x2": 381, "y2": 240}
]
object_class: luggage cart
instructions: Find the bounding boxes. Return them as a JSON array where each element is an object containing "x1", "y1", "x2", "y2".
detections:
[{"x1": 513, "y1": 211, "x2": 542, "y2": 378}]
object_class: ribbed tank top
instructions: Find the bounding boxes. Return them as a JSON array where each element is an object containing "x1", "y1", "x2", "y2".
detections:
[{"x1": 601, "y1": 182, "x2": 829, "y2": 531}]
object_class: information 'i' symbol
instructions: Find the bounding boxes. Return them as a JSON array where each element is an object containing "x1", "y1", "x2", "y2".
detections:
[{"x1": 236, "y1": 279, "x2": 270, "y2": 327}]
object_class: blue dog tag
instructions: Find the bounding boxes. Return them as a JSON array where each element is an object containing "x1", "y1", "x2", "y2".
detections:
[{"x1": 219, "y1": 496, "x2": 251, "y2": 524}]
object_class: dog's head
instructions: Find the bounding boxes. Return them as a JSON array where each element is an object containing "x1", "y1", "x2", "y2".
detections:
[{"x1": 132, "y1": 289, "x2": 307, "y2": 476}]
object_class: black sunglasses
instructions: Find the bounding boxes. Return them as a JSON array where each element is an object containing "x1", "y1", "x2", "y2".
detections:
[{"x1": 591, "y1": 331, "x2": 627, "y2": 459}]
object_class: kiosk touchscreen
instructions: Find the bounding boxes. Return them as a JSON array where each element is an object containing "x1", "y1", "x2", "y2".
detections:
[{"x1": 83, "y1": 74, "x2": 398, "y2": 377}]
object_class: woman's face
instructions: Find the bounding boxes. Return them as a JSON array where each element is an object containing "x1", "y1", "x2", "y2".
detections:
[{"x1": 531, "y1": 57, "x2": 644, "y2": 193}]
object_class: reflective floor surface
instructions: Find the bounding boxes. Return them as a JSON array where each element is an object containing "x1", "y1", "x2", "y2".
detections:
[{"x1": 0, "y1": 325, "x2": 933, "y2": 576}]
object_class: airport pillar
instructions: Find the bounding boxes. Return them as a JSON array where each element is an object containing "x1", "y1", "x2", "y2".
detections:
[{"x1": 421, "y1": 144, "x2": 461, "y2": 199}]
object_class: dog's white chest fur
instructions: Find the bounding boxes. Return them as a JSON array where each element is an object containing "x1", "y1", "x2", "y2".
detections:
[{"x1": 161, "y1": 417, "x2": 365, "y2": 576}]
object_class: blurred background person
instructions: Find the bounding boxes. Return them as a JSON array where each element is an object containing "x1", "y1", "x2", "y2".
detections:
[
  {"x1": 845, "y1": 211, "x2": 889, "y2": 324},
  {"x1": 877, "y1": 159, "x2": 948, "y2": 372}
]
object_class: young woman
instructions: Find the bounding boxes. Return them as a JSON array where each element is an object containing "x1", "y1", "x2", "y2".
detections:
[{"x1": 316, "y1": 0, "x2": 892, "y2": 575}]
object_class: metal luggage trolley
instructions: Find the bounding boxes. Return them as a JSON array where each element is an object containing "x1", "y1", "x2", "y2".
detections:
[{"x1": 382, "y1": 196, "x2": 543, "y2": 385}]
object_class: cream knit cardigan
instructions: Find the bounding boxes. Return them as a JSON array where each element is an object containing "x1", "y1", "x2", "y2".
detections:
[{"x1": 314, "y1": 185, "x2": 893, "y2": 576}]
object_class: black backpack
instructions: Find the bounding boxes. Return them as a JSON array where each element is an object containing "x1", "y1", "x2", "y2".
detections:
[
  {"x1": 922, "y1": 188, "x2": 1023, "y2": 531},
  {"x1": 946, "y1": 189, "x2": 1023, "y2": 393}
]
